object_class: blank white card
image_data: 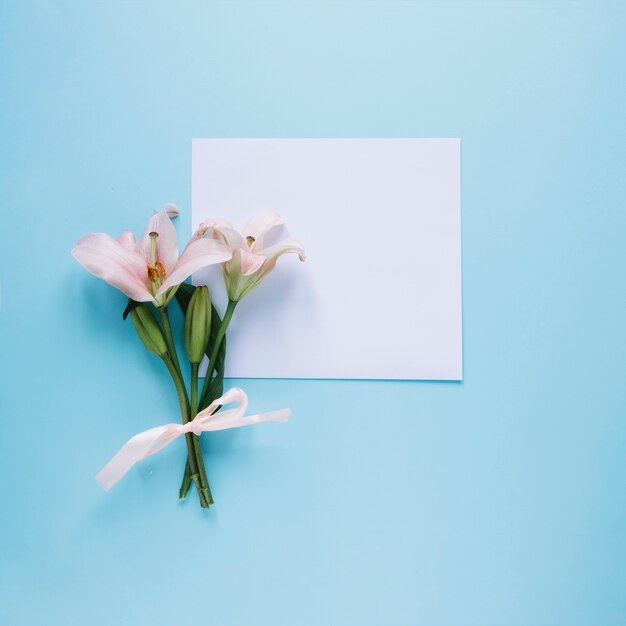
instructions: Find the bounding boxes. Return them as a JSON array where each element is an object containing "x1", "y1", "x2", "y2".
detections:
[{"x1": 192, "y1": 138, "x2": 462, "y2": 380}]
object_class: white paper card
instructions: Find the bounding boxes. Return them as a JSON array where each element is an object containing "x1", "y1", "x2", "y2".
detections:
[{"x1": 192, "y1": 138, "x2": 462, "y2": 380}]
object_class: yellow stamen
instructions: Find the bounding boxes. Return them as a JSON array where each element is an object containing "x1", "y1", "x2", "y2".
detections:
[
  {"x1": 155, "y1": 262, "x2": 167, "y2": 279},
  {"x1": 147, "y1": 265, "x2": 159, "y2": 283}
]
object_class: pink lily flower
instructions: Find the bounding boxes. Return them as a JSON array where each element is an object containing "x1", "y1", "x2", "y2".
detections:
[
  {"x1": 72, "y1": 207, "x2": 232, "y2": 307},
  {"x1": 194, "y1": 211, "x2": 305, "y2": 301}
]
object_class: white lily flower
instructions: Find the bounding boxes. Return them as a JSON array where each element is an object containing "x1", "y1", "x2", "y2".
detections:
[{"x1": 193, "y1": 211, "x2": 305, "y2": 302}]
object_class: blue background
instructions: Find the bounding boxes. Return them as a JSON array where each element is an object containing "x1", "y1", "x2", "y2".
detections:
[{"x1": 1, "y1": 1, "x2": 625, "y2": 625}]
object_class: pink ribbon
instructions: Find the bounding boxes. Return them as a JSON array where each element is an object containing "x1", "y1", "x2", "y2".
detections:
[{"x1": 95, "y1": 387, "x2": 291, "y2": 491}]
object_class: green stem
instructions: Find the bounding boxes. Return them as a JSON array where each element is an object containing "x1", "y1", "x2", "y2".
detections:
[
  {"x1": 179, "y1": 458, "x2": 192, "y2": 500},
  {"x1": 179, "y1": 362, "x2": 198, "y2": 500},
  {"x1": 159, "y1": 307, "x2": 184, "y2": 380},
  {"x1": 180, "y1": 300, "x2": 237, "y2": 500},
  {"x1": 158, "y1": 307, "x2": 212, "y2": 508},
  {"x1": 199, "y1": 299, "x2": 237, "y2": 407},
  {"x1": 190, "y1": 362, "x2": 213, "y2": 506},
  {"x1": 161, "y1": 356, "x2": 209, "y2": 508},
  {"x1": 191, "y1": 362, "x2": 199, "y2": 414}
]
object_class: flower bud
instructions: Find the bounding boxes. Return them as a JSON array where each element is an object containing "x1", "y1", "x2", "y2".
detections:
[
  {"x1": 184, "y1": 286, "x2": 212, "y2": 364},
  {"x1": 130, "y1": 304, "x2": 168, "y2": 357}
]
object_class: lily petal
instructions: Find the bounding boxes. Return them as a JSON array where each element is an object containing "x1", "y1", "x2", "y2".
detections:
[
  {"x1": 241, "y1": 211, "x2": 284, "y2": 250},
  {"x1": 214, "y1": 225, "x2": 247, "y2": 250},
  {"x1": 193, "y1": 217, "x2": 233, "y2": 241},
  {"x1": 72, "y1": 234, "x2": 153, "y2": 302},
  {"x1": 251, "y1": 238, "x2": 306, "y2": 286},
  {"x1": 261, "y1": 237, "x2": 306, "y2": 265},
  {"x1": 117, "y1": 230, "x2": 136, "y2": 251},
  {"x1": 164, "y1": 203, "x2": 179, "y2": 219},
  {"x1": 137, "y1": 210, "x2": 179, "y2": 273},
  {"x1": 239, "y1": 248, "x2": 266, "y2": 276},
  {"x1": 157, "y1": 238, "x2": 232, "y2": 294}
]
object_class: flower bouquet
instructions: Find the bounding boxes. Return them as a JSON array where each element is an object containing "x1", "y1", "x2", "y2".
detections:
[{"x1": 72, "y1": 207, "x2": 305, "y2": 508}]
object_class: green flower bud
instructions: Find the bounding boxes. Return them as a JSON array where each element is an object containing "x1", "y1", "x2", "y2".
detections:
[
  {"x1": 184, "y1": 286, "x2": 212, "y2": 364},
  {"x1": 130, "y1": 304, "x2": 168, "y2": 357}
]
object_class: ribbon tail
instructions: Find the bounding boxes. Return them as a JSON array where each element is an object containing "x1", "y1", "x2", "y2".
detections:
[
  {"x1": 95, "y1": 424, "x2": 180, "y2": 491},
  {"x1": 199, "y1": 408, "x2": 292, "y2": 432}
]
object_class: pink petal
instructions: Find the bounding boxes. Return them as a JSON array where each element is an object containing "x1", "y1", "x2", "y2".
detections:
[
  {"x1": 164, "y1": 203, "x2": 179, "y2": 218},
  {"x1": 241, "y1": 211, "x2": 284, "y2": 250},
  {"x1": 213, "y1": 225, "x2": 247, "y2": 250},
  {"x1": 157, "y1": 237, "x2": 232, "y2": 294},
  {"x1": 238, "y1": 248, "x2": 266, "y2": 276},
  {"x1": 117, "y1": 230, "x2": 136, "y2": 251},
  {"x1": 261, "y1": 237, "x2": 306, "y2": 265},
  {"x1": 253, "y1": 237, "x2": 306, "y2": 281},
  {"x1": 72, "y1": 234, "x2": 153, "y2": 302},
  {"x1": 137, "y1": 210, "x2": 179, "y2": 272},
  {"x1": 193, "y1": 218, "x2": 233, "y2": 240}
]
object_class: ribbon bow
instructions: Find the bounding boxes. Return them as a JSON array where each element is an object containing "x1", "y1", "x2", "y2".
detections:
[{"x1": 96, "y1": 387, "x2": 290, "y2": 491}]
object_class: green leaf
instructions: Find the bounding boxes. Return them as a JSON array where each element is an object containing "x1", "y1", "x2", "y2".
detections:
[
  {"x1": 209, "y1": 303, "x2": 222, "y2": 343},
  {"x1": 122, "y1": 298, "x2": 140, "y2": 321}
]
